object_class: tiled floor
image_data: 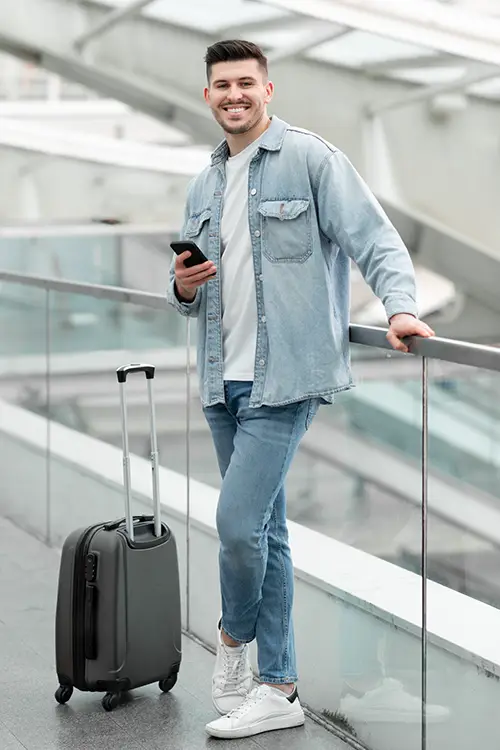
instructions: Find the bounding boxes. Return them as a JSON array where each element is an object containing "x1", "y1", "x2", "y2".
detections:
[{"x1": 0, "y1": 516, "x2": 349, "y2": 749}]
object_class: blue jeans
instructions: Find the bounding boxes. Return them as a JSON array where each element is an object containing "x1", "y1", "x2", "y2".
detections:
[{"x1": 203, "y1": 381, "x2": 320, "y2": 684}]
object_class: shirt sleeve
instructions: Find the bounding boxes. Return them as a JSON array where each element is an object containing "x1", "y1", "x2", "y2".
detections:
[
  {"x1": 315, "y1": 149, "x2": 418, "y2": 321},
  {"x1": 166, "y1": 184, "x2": 202, "y2": 318}
]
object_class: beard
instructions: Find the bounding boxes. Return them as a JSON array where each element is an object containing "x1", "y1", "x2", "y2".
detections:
[
  {"x1": 223, "y1": 122, "x2": 254, "y2": 135},
  {"x1": 213, "y1": 105, "x2": 265, "y2": 136}
]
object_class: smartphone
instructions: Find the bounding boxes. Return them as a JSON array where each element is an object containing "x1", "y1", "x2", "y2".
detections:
[{"x1": 170, "y1": 240, "x2": 211, "y2": 269}]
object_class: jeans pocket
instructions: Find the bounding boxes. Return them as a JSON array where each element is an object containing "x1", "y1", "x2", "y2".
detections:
[{"x1": 305, "y1": 398, "x2": 320, "y2": 430}]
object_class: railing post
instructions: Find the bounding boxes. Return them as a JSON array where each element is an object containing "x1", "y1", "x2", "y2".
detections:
[
  {"x1": 45, "y1": 289, "x2": 52, "y2": 547},
  {"x1": 185, "y1": 317, "x2": 191, "y2": 633},
  {"x1": 421, "y1": 356, "x2": 429, "y2": 750}
]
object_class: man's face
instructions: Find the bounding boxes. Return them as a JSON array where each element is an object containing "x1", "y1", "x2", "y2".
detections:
[{"x1": 204, "y1": 59, "x2": 273, "y2": 136}]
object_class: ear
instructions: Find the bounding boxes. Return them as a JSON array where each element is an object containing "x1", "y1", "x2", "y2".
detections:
[
  {"x1": 203, "y1": 87, "x2": 210, "y2": 105},
  {"x1": 264, "y1": 80, "x2": 274, "y2": 105}
]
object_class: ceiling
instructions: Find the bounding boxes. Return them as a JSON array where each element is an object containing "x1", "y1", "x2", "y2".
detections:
[{"x1": 97, "y1": 0, "x2": 500, "y2": 100}]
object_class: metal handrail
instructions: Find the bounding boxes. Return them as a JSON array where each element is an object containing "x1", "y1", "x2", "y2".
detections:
[{"x1": 2, "y1": 268, "x2": 500, "y2": 372}]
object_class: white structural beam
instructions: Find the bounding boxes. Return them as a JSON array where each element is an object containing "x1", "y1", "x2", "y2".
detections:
[
  {"x1": 74, "y1": 0, "x2": 157, "y2": 51},
  {"x1": 216, "y1": 14, "x2": 303, "y2": 37},
  {"x1": 0, "y1": 30, "x2": 219, "y2": 144},
  {"x1": 380, "y1": 200, "x2": 500, "y2": 317},
  {"x1": 367, "y1": 62, "x2": 500, "y2": 115},
  {"x1": 254, "y1": 0, "x2": 500, "y2": 68},
  {"x1": 0, "y1": 119, "x2": 209, "y2": 175},
  {"x1": 267, "y1": 26, "x2": 351, "y2": 64},
  {"x1": 364, "y1": 53, "x2": 462, "y2": 75},
  {"x1": 0, "y1": 100, "x2": 190, "y2": 146}
]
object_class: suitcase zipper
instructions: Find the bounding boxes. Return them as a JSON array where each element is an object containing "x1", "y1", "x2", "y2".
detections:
[{"x1": 72, "y1": 524, "x2": 103, "y2": 689}]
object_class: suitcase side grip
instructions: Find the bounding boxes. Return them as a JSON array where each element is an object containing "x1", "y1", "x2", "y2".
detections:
[{"x1": 85, "y1": 584, "x2": 98, "y2": 660}]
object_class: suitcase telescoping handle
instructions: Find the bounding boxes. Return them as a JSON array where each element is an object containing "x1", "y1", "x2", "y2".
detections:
[{"x1": 116, "y1": 363, "x2": 161, "y2": 542}]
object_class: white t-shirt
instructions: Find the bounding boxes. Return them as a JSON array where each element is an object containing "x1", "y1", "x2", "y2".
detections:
[{"x1": 221, "y1": 138, "x2": 263, "y2": 381}]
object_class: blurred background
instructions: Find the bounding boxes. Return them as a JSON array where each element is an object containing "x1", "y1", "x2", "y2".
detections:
[{"x1": 1, "y1": 2, "x2": 500, "y2": 749}]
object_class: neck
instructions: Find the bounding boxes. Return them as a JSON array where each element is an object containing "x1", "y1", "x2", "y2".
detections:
[{"x1": 226, "y1": 114, "x2": 271, "y2": 157}]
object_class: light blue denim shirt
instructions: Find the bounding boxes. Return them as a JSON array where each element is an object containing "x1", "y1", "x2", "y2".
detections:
[{"x1": 167, "y1": 115, "x2": 417, "y2": 408}]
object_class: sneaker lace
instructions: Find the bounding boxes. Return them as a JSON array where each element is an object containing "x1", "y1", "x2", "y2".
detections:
[
  {"x1": 222, "y1": 647, "x2": 248, "y2": 690},
  {"x1": 226, "y1": 687, "x2": 262, "y2": 719}
]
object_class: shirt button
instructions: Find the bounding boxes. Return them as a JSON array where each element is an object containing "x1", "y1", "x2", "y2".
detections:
[
  {"x1": 261, "y1": 316, "x2": 266, "y2": 323},
  {"x1": 259, "y1": 359, "x2": 265, "y2": 366},
  {"x1": 254, "y1": 230, "x2": 261, "y2": 238},
  {"x1": 250, "y1": 188, "x2": 257, "y2": 196},
  {"x1": 259, "y1": 274, "x2": 263, "y2": 281}
]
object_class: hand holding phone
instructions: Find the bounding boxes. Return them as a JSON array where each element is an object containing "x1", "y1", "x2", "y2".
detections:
[{"x1": 170, "y1": 240, "x2": 217, "y2": 302}]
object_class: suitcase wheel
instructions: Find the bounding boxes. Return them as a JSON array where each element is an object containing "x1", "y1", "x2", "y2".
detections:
[
  {"x1": 55, "y1": 685, "x2": 73, "y2": 705},
  {"x1": 102, "y1": 692, "x2": 121, "y2": 712},
  {"x1": 159, "y1": 673, "x2": 178, "y2": 694}
]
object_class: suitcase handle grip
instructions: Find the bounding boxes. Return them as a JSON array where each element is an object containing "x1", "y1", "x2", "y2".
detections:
[
  {"x1": 104, "y1": 514, "x2": 152, "y2": 532},
  {"x1": 116, "y1": 363, "x2": 155, "y2": 383}
]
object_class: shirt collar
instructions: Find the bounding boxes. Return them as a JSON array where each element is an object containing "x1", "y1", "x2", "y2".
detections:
[{"x1": 210, "y1": 115, "x2": 288, "y2": 166}]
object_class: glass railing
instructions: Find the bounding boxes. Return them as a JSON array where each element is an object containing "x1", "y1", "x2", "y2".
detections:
[
  {"x1": 0, "y1": 228, "x2": 190, "y2": 354},
  {"x1": 0, "y1": 278, "x2": 186, "y2": 357},
  {"x1": 1, "y1": 269, "x2": 500, "y2": 750},
  {"x1": 329, "y1": 370, "x2": 500, "y2": 501},
  {"x1": 0, "y1": 225, "x2": 179, "y2": 289},
  {"x1": 0, "y1": 233, "x2": 121, "y2": 285}
]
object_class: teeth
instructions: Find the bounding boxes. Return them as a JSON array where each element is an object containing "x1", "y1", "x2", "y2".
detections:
[{"x1": 226, "y1": 107, "x2": 246, "y2": 113}]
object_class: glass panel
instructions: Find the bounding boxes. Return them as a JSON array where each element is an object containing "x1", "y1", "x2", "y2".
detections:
[
  {"x1": 46, "y1": 287, "x2": 185, "y2": 356},
  {"x1": 0, "y1": 234, "x2": 121, "y2": 284},
  {"x1": 293, "y1": 347, "x2": 424, "y2": 749},
  {"x1": 332, "y1": 351, "x2": 500, "y2": 501},
  {"x1": 184, "y1": 340, "x2": 222, "y2": 643},
  {"x1": 0, "y1": 282, "x2": 49, "y2": 542},
  {"x1": 426, "y1": 362, "x2": 500, "y2": 498},
  {"x1": 0, "y1": 230, "x2": 179, "y2": 291},
  {"x1": 426, "y1": 359, "x2": 500, "y2": 749}
]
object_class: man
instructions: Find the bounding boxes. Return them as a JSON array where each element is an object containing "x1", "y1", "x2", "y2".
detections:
[{"x1": 167, "y1": 39, "x2": 434, "y2": 740}]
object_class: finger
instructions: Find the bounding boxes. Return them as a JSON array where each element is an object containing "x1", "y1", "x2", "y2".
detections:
[
  {"x1": 414, "y1": 324, "x2": 435, "y2": 338},
  {"x1": 386, "y1": 331, "x2": 408, "y2": 353},
  {"x1": 175, "y1": 251, "x2": 192, "y2": 266},
  {"x1": 179, "y1": 265, "x2": 216, "y2": 283},
  {"x1": 177, "y1": 269, "x2": 216, "y2": 288},
  {"x1": 179, "y1": 260, "x2": 216, "y2": 278},
  {"x1": 176, "y1": 273, "x2": 214, "y2": 289}
]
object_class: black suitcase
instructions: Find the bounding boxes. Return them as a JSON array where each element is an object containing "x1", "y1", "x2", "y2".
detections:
[{"x1": 54, "y1": 363, "x2": 182, "y2": 712}]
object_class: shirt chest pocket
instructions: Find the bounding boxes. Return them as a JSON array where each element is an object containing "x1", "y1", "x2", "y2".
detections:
[
  {"x1": 183, "y1": 208, "x2": 211, "y2": 242},
  {"x1": 257, "y1": 199, "x2": 312, "y2": 263}
]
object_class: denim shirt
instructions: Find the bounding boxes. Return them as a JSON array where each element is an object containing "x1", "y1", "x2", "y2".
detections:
[{"x1": 167, "y1": 115, "x2": 417, "y2": 408}]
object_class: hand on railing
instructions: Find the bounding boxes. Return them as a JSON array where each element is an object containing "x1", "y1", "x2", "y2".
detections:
[{"x1": 387, "y1": 313, "x2": 435, "y2": 354}]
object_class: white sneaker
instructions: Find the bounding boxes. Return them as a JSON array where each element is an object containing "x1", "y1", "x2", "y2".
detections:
[
  {"x1": 212, "y1": 622, "x2": 253, "y2": 715},
  {"x1": 206, "y1": 684, "x2": 305, "y2": 739},
  {"x1": 340, "y1": 678, "x2": 450, "y2": 724}
]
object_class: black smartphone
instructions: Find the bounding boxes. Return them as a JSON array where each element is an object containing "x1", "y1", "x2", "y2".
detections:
[{"x1": 170, "y1": 240, "x2": 210, "y2": 268}]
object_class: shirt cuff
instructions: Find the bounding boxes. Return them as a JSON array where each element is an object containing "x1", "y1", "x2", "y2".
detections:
[
  {"x1": 166, "y1": 279, "x2": 200, "y2": 316},
  {"x1": 384, "y1": 296, "x2": 418, "y2": 322}
]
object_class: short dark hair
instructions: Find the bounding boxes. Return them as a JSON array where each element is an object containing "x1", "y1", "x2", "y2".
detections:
[{"x1": 205, "y1": 40, "x2": 268, "y2": 83}]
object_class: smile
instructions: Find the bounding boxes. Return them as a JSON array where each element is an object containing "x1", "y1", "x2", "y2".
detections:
[{"x1": 223, "y1": 106, "x2": 250, "y2": 114}]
